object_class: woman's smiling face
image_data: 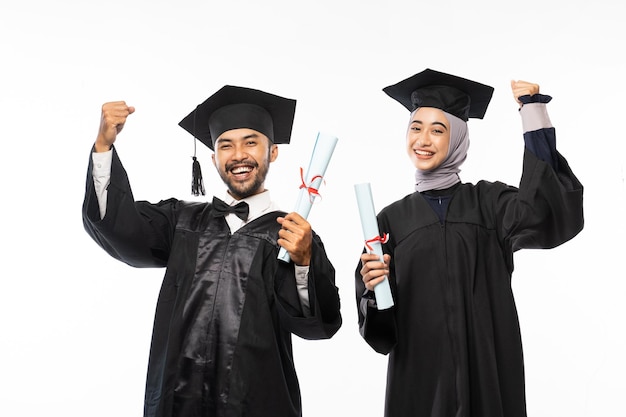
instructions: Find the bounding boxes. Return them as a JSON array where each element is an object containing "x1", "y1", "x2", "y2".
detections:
[{"x1": 406, "y1": 107, "x2": 450, "y2": 172}]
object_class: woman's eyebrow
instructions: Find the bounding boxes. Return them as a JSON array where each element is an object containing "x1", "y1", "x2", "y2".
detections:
[{"x1": 410, "y1": 120, "x2": 448, "y2": 130}]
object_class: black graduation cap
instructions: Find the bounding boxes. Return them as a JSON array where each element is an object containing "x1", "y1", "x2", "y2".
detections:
[
  {"x1": 382, "y1": 68, "x2": 494, "y2": 121},
  {"x1": 178, "y1": 85, "x2": 297, "y2": 151}
]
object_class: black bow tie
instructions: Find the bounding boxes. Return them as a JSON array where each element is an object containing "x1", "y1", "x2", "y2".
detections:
[{"x1": 212, "y1": 197, "x2": 250, "y2": 221}]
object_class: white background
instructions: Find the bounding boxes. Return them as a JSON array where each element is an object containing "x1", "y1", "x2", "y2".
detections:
[{"x1": 1, "y1": 1, "x2": 624, "y2": 416}]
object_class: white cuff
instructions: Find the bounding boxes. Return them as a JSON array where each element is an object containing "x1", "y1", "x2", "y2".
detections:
[
  {"x1": 519, "y1": 102, "x2": 552, "y2": 133},
  {"x1": 294, "y1": 265, "x2": 311, "y2": 317},
  {"x1": 91, "y1": 150, "x2": 113, "y2": 219}
]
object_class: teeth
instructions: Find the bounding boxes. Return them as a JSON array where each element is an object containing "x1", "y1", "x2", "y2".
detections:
[
  {"x1": 232, "y1": 166, "x2": 252, "y2": 174},
  {"x1": 415, "y1": 150, "x2": 433, "y2": 156}
]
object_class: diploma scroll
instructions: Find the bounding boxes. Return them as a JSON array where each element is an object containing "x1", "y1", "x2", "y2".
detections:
[
  {"x1": 277, "y1": 132, "x2": 339, "y2": 263},
  {"x1": 354, "y1": 182, "x2": 394, "y2": 310}
]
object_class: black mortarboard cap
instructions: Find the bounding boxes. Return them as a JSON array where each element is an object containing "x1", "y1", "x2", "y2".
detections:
[
  {"x1": 179, "y1": 85, "x2": 297, "y2": 151},
  {"x1": 382, "y1": 68, "x2": 494, "y2": 121}
]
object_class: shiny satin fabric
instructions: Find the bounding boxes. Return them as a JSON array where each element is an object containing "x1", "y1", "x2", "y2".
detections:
[{"x1": 145, "y1": 208, "x2": 302, "y2": 416}]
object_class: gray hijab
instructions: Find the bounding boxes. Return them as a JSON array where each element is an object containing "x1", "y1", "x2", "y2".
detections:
[{"x1": 412, "y1": 110, "x2": 469, "y2": 192}]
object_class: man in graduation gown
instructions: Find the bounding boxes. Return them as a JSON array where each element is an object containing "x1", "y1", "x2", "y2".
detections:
[
  {"x1": 356, "y1": 69, "x2": 584, "y2": 417},
  {"x1": 83, "y1": 85, "x2": 342, "y2": 417}
]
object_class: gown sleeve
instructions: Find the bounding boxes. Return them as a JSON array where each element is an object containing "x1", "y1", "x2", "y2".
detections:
[
  {"x1": 498, "y1": 94, "x2": 584, "y2": 251},
  {"x1": 354, "y1": 236, "x2": 398, "y2": 355},
  {"x1": 82, "y1": 146, "x2": 178, "y2": 268},
  {"x1": 274, "y1": 234, "x2": 342, "y2": 340}
]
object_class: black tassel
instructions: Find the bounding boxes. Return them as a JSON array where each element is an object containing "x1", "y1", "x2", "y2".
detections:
[{"x1": 192, "y1": 156, "x2": 205, "y2": 196}]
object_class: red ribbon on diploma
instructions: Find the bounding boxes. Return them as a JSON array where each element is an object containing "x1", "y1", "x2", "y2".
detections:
[
  {"x1": 299, "y1": 167, "x2": 324, "y2": 202},
  {"x1": 365, "y1": 233, "x2": 389, "y2": 251}
]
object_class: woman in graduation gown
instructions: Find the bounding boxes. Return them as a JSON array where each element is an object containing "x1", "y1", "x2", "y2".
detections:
[{"x1": 356, "y1": 69, "x2": 584, "y2": 417}]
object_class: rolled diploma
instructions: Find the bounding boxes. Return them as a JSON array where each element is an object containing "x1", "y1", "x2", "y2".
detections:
[
  {"x1": 277, "y1": 132, "x2": 338, "y2": 263},
  {"x1": 354, "y1": 182, "x2": 394, "y2": 310}
]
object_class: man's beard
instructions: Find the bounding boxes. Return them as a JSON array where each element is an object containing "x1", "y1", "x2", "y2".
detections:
[{"x1": 219, "y1": 156, "x2": 270, "y2": 200}]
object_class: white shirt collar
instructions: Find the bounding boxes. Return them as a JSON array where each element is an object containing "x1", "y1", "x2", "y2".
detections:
[{"x1": 222, "y1": 190, "x2": 280, "y2": 232}]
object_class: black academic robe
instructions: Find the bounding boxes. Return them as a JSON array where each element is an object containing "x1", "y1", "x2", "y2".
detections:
[
  {"x1": 83, "y1": 148, "x2": 342, "y2": 417},
  {"x1": 355, "y1": 149, "x2": 584, "y2": 417}
]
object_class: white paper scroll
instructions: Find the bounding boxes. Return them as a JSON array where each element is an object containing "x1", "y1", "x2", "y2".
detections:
[
  {"x1": 354, "y1": 182, "x2": 394, "y2": 310},
  {"x1": 277, "y1": 132, "x2": 339, "y2": 263}
]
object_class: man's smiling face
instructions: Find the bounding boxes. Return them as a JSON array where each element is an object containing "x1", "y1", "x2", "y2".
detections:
[{"x1": 212, "y1": 128, "x2": 278, "y2": 199}]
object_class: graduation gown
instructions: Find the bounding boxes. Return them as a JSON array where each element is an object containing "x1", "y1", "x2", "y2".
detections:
[
  {"x1": 83, "y1": 149, "x2": 342, "y2": 417},
  {"x1": 355, "y1": 148, "x2": 584, "y2": 417}
]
